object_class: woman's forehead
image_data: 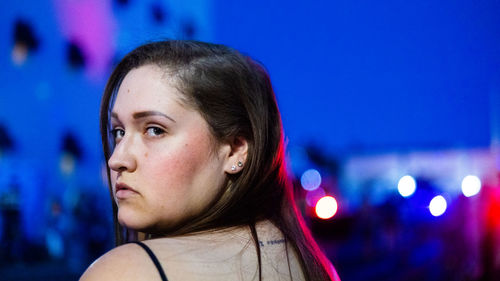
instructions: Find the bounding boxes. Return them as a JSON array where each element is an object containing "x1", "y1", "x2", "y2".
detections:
[{"x1": 112, "y1": 65, "x2": 187, "y2": 114}]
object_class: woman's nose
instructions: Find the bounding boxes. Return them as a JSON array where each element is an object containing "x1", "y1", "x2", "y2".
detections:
[{"x1": 108, "y1": 135, "x2": 137, "y2": 173}]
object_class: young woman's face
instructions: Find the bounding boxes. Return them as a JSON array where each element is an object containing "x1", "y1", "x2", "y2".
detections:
[{"x1": 108, "y1": 64, "x2": 230, "y2": 233}]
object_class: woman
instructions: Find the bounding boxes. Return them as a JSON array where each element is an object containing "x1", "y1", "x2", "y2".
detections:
[{"x1": 80, "y1": 40, "x2": 340, "y2": 281}]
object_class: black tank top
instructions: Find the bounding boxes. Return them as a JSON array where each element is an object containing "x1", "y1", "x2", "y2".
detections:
[{"x1": 131, "y1": 241, "x2": 168, "y2": 281}]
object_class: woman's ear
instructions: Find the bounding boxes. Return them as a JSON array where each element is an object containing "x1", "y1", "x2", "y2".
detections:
[{"x1": 224, "y1": 136, "x2": 248, "y2": 174}]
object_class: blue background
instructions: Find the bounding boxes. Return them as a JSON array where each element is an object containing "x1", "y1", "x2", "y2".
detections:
[{"x1": 214, "y1": 0, "x2": 500, "y2": 153}]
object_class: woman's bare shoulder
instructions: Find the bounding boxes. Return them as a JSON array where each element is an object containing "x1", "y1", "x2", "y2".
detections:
[
  {"x1": 80, "y1": 222, "x2": 306, "y2": 281},
  {"x1": 79, "y1": 243, "x2": 159, "y2": 281}
]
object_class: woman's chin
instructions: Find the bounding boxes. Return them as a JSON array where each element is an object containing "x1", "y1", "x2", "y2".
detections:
[
  {"x1": 117, "y1": 208, "x2": 146, "y2": 230},
  {"x1": 117, "y1": 207, "x2": 186, "y2": 234}
]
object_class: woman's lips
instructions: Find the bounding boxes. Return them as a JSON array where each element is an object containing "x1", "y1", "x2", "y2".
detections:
[{"x1": 115, "y1": 183, "x2": 139, "y2": 200}]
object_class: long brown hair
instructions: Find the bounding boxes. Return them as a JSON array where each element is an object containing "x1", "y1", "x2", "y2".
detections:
[{"x1": 100, "y1": 40, "x2": 337, "y2": 280}]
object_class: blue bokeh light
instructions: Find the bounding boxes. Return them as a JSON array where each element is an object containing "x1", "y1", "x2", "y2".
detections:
[{"x1": 300, "y1": 169, "x2": 322, "y2": 191}]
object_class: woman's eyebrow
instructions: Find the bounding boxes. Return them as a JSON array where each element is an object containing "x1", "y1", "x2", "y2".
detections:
[
  {"x1": 133, "y1": 111, "x2": 176, "y2": 123},
  {"x1": 110, "y1": 111, "x2": 176, "y2": 123},
  {"x1": 110, "y1": 112, "x2": 120, "y2": 120}
]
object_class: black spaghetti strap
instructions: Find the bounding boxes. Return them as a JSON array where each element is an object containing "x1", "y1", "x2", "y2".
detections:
[{"x1": 131, "y1": 241, "x2": 168, "y2": 281}]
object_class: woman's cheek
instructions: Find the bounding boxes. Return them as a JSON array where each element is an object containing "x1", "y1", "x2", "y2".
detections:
[{"x1": 148, "y1": 150, "x2": 194, "y2": 188}]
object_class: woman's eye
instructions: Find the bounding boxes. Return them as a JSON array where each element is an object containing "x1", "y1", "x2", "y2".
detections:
[
  {"x1": 146, "y1": 127, "x2": 165, "y2": 137},
  {"x1": 111, "y1": 128, "x2": 125, "y2": 140}
]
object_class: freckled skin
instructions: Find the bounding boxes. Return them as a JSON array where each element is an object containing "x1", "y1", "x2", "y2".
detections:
[{"x1": 108, "y1": 65, "x2": 231, "y2": 233}]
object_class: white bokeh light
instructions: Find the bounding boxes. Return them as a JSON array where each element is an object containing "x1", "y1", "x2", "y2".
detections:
[
  {"x1": 429, "y1": 195, "x2": 447, "y2": 217},
  {"x1": 315, "y1": 196, "x2": 338, "y2": 219},
  {"x1": 301, "y1": 169, "x2": 322, "y2": 191},
  {"x1": 398, "y1": 175, "x2": 416, "y2": 197},
  {"x1": 461, "y1": 175, "x2": 481, "y2": 197}
]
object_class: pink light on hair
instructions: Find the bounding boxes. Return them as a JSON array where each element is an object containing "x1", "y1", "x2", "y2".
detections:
[
  {"x1": 291, "y1": 197, "x2": 341, "y2": 280},
  {"x1": 53, "y1": 0, "x2": 117, "y2": 80}
]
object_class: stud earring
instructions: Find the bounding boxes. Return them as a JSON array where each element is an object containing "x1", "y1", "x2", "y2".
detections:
[
  {"x1": 237, "y1": 161, "x2": 243, "y2": 167},
  {"x1": 231, "y1": 165, "x2": 236, "y2": 171}
]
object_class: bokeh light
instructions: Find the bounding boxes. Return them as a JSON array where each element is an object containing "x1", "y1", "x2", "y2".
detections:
[
  {"x1": 315, "y1": 196, "x2": 338, "y2": 219},
  {"x1": 461, "y1": 175, "x2": 481, "y2": 197},
  {"x1": 301, "y1": 168, "x2": 322, "y2": 191},
  {"x1": 305, "y1": 187, "x2": 326, "y2": 207},
  {"x1": 397, "y1": 175, "x2": 416, "y2": 197},
  {"x1": 429, "y1": 195, "x2": 447, "y2": 217}
]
